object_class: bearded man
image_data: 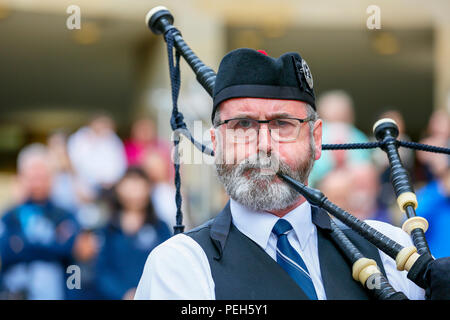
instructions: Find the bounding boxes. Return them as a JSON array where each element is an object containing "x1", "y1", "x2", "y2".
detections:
[{"x1": 134, "y1": 48, "x2": 424, "y2": 300}]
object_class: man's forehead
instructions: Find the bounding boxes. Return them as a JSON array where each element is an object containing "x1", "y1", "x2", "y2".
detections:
[{"x1": 220, "y1": 98, "x2": 308, "y2": 118}]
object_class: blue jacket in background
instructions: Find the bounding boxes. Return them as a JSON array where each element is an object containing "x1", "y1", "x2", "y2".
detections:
[
  {"x1": 94, "y1": 218, "x2": 171, "y2": 300},
  {"x1": 0, "y1": 199, "x2": 80, "y2": 299}
]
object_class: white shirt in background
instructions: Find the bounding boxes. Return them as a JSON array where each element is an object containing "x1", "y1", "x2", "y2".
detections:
[{"x1": 67, "y1": 127, "x2": 127, "y2": 190}]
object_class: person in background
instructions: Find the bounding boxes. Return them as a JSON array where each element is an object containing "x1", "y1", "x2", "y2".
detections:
[
  {"x1": 95, "y1": 167, "x2": 171, "y2": 300},
  {"x1": 48, "y1": 129, "x2": 106, "y2": 229},
  {"x1": 47, "y1": 130, "x2": 80, "y2": 213},
  {"x1": 416, "y1": 109, "x2": 450, "y2": 183},
  {"x1": 67, "y1": 112, "x2": 127, "y2": 195},
  {"x1": 424, "y1": 109, "x2": 450, "y2": 141},
  {"x1": 317, "y1": 163, "x2": 392, "y2": 224},
  {"x1": 142, "y1": 150, "x2": 178, "y2": 230},
  {"x1": 125, "y1": 117, "x2": 177, "y2": 229},
  {"x1": 347, "y1": 163, "x2": 392, "y2": 223},
  {"x1": 68, "y1": 228, "x2": 100, "y2": 299},
  {"x1": 415, "y1": 109, "x2": 450, "y2": 258},
  {"x1": 308, "y1": 90, "x2": 372, "y2": 187},
  {"x1": 47, "y1": 130, "x2": 102, "y2": 299},
  {"x1": 316, "y1": 168, "x2": 352, "y2": 214},
  {"x1": 373, "y1": 109, "x2": 414, "y2": 171},
  {"x1": 372, "y1": 110, "x2": 414, "y2": 218},
  {"x1": 47, "y1": 130, "x2": 96, "y2": 219},
  {"x1": 0, "y1": 144, "x2": 80, "y2": 299},
  {"x1": 416, "y1": 154, "x2": 450, "y2": 259},
  {"x1": 124, "y1": 117, "x2": 172, "y2": 170}
]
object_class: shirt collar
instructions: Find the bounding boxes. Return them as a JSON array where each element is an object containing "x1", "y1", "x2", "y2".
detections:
[{"x1": 230, "y1": 199, "x2": 314, "y2": 251}]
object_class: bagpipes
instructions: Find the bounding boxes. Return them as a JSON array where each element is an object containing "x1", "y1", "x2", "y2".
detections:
[{"x1": 145, "y1": 6, "x2": 450, "y2": 300}]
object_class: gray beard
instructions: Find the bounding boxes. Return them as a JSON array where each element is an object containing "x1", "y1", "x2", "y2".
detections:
[{"x1": 215, "y1": 149, "x2": 315, "y2": 212}]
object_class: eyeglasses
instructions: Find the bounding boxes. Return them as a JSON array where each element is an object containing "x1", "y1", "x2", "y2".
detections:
[{"x1": 216, "y1": 117, "x2": 313, "y2": 143}]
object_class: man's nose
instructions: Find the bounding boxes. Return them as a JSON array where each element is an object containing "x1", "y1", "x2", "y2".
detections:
[{"x1": 257, "y1": 123, "x2": 272, "y2": 154}]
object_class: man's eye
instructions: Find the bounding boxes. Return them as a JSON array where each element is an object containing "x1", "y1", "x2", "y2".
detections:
[
  {"x1": 237, "y1": 119, "x2": 254, "y2": 128},
  {"x1": 273, "y1": 120, "x2": 290, "y2": 127}
]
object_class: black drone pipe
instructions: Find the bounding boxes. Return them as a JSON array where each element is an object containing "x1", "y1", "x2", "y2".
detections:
[
  {"x1": 146, "y1": 6, "x2": 216, "y2": 96},
  {"x1": 276, "y1": 173, "x2": 433, "y2": 289},
  {"x1": 328, "y1": 219, "x2": 409, "y2": 300},
  {"x1": 373, "y1": 119, "x2": 431, "y2": 257}
]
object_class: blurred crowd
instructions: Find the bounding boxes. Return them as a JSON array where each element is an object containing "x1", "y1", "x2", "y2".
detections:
[
  {"x1": 0, "y1": 114, "x2": 178, "y2": 299},
  {"x1": 309, "y1": 90, "x2": 450, "y2": 260},
  {"x1": 0, "y1": 92, "x2": 448, "y2": 300}
]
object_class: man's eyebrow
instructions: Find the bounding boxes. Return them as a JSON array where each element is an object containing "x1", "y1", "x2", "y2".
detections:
[
  {"x1": 266, "y1": 112, "x2": 295, "y2": 119},
  {"x1": 228, "y1": 112, "x2": 298, "y2": 119},
  {"x1": 230, "y1": 113, "x2": 259, "y2": 119}
]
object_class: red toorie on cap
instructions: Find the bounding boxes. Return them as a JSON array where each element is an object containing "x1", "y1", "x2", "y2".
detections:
[{"x1": 257, "y1": 49, "x2": 268, "y2": 56}]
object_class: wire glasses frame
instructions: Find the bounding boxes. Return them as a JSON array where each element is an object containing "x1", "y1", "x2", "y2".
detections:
[{"x1": 215, "y1": 117, "x2": 314, "y2": 143}]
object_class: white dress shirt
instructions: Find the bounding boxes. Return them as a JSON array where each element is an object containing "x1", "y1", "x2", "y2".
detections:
[{"x1": 135, "y1": 199, "x2": 425, "y2": 300}]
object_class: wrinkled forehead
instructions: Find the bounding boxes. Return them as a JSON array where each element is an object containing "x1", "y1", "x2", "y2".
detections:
[{"x1": 218, "y1": 97, "x2": 309, "y2": 119}]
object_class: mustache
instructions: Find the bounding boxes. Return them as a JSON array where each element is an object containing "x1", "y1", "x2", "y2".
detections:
[
  {"x1": 235, "y1": 152, "x2": 297, "y2": 179},
  {"x1": 216, "y1": 150, "x2": 312, "y2": 184},
  {"x1": 237, "y1": 152, "x2": 280, "y2": 175}
]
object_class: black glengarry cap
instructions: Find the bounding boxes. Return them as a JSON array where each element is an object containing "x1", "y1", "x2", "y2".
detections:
[{"x1": 212, "y1": 48, "x2": 316, "y2": 122}]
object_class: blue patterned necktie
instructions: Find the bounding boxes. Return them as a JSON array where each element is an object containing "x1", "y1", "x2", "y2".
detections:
[{"x1": 272, "y1": 219, "x2": 318, "y2": 300}]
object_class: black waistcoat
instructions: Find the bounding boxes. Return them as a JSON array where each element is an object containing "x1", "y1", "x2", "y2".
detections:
[{"x1": 185, "y1": 202, "x2": 387, "y2": 300}]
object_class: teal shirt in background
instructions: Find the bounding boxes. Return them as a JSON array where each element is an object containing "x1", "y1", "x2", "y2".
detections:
[{"x1": 309, "y1": 122, "x2": 373, "y2": 187}]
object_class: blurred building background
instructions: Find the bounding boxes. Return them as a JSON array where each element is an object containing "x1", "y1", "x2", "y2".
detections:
[{"x1": 0, "y1": 0, "x2": 449, "y2": 228}]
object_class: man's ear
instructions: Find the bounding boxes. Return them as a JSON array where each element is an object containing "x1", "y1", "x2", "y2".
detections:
[
  {"x1": 313, "y1": 119, "x2": 323, "y2": 161},
  {"x1": 210, "y1": 126, "x2": 217, "y2": 154}
]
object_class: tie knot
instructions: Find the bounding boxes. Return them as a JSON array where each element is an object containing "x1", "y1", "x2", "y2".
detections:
[{"x1": 272, "y1": 219, "x2": 293, "y2": 237}]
